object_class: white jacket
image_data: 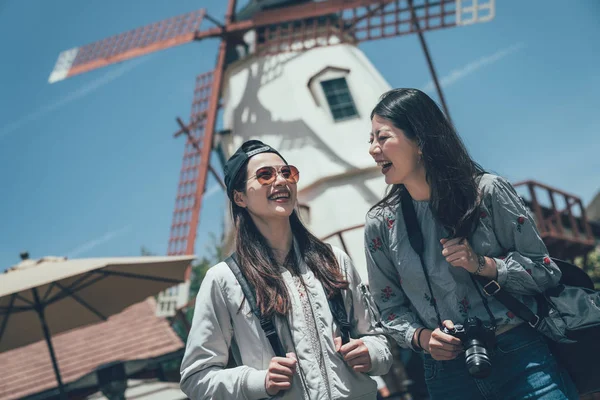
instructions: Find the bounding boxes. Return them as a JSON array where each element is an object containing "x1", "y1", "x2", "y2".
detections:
[{"x1": 180, "y1": 245, "x2": 392, "y2": 400}]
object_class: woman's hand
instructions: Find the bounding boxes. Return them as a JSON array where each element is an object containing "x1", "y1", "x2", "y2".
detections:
[
  {"x1": 441, "y1": 237, "x2": 479, "y2": 273},
  {"x1": 265, "y1": 353, "x2": 297, "y2": 396},
  {"x1": 334, "y1": 337, "x2": 372, "y2": 373},
  {"x1": 441, "y1": 238, "x2": 498, "y2": 279},
  {"x1": 421, "y1": 321, "x2": 463, "y2": 361}
]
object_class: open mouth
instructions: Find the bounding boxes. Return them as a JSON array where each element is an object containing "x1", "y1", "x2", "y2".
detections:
[
  {"x1": 376, "y1": 160, "x2": 393, "y2": 174},
  {"x1": 268, "y1": 191, "x2": 291, "y2": 202}
]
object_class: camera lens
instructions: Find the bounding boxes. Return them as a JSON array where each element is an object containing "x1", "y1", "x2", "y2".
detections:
[{"x1": 464, "y1": 338, "x2": 492, "y2": 379}]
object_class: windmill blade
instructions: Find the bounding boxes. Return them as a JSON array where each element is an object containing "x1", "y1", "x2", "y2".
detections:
[
  {"x1": 167, "y1": 33, "x2": 227, "y2": 258},
  {"x1": 48, "y1": 9, "x2": 214, "y2": 83},
  {"x1": 167, "y1": 71, "x2": 216, "y2": 256},
  {"x1": 249, "y1": 0, "x2": 495, "y2": 55}
]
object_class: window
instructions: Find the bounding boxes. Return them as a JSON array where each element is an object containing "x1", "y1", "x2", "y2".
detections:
[{"x1": 320, "y1": 77, "x2": 358, "y2": 121}]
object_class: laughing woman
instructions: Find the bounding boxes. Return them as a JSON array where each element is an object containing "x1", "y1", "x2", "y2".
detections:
[
  {"x1": 180, "y1": 140, "x2": 392, "y2": 400},
  {"x1": 365, "y1": 89, "x2": 578, "y2": 399}
]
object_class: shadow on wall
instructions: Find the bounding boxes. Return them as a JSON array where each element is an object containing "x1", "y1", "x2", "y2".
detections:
[{"x1": 230, "y1": 55, "x2": 381, "y2": 208}]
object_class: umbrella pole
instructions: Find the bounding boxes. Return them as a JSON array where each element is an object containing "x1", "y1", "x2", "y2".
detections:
[{"x1": 32, "y1": 289, "x2": 68, "y2": 400}]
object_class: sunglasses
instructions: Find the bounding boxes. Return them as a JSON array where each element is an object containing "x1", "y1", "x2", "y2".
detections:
[{"x1": 248, "y1": 165, "x2": 300, "y2": 186}]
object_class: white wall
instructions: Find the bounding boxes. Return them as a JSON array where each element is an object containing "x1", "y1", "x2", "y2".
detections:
[{"x1": 220, "y1": 44, "x2": 392, "y2": 281}]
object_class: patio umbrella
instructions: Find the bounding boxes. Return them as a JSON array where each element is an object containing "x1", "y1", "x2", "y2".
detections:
[{"x1": 0, "y1": 254, "x2": 194, "y2": 399}]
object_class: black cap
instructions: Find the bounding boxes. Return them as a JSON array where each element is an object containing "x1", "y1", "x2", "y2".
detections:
[{"x1": 223, "y1": 140, "x2": 287, "y2": 201}]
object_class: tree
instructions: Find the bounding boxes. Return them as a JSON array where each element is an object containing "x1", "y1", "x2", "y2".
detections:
[
  {"x1": 140, "y1": 246, "x2": 156, "y2": 256},
  {"x1": 575, "y1": 247, "x2": 600, "y2": 290},
  {"x1": 138, "y1": 236, "x2": 225, "y2": 339},
  {"x1": 137, "y1": 236, "x2": 225, "y2": 377},
  {"x1": 170, "y1": 232, "x2": 225, "y2": 340},
  {"x1": 188, "y1": 233, "x2": 225, "y2": 299}
]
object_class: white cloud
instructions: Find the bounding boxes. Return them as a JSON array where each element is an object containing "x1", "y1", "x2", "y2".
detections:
[
  {"x1": 422, "y1": 42, "x2": 526, "y2": 92},
  {"x1": 0, "y1": 56, "x2": 152, "y2": 140},
  {"x1": 66, "y1": 225, "x2": 132, "y2": 258}
]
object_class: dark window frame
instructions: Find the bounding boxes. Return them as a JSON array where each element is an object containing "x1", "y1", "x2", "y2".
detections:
[{"x1": 320, "y1": 77, "x2": 359, "y2": 122}]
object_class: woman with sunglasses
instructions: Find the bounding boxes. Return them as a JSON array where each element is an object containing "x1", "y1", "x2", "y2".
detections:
[
  {"x1": 364, "y1": 89, "x2": 578, "y2": 399},
  {"x1": 180, "y1": 140, "x2": 392, "y2": 400}
]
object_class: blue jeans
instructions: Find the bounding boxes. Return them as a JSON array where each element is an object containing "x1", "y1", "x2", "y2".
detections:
[{"x1": 421, "y1": 324, "x2": 579, "y2": 400}]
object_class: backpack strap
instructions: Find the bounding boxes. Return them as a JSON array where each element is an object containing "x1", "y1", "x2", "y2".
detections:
[
  {"x1": 325, "y1": 244, "x2": 351, "y2": 345},
  {"x1": 224, "y1": 254, "x2": 286, "y2": 358},
  {"x1": 225, "y1": 246, "x2": 351, "y2": 353},
  {"x1": 329, "y1": 292, "x2": 351, "y2": 345}
]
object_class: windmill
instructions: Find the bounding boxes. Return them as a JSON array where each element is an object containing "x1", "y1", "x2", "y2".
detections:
[{"x1": 48, "y1": 0, "x2": 496, "y2": 315}]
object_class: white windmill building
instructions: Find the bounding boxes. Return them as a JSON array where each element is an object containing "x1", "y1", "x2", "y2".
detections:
[
  {"x1": 48, "y1": 0, "x2": 495, "y2": 309},
  {"x1": 220, "y1": 42, "x2": 392, "y2": 279}
]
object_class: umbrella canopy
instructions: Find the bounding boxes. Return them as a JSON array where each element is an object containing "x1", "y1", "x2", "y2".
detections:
[
  {"x1": 0, "y1": 254, "x2": 194, "y2": 399},
  {"x1": 0, "y1": 255, "x2": 194, "y2": 352}
]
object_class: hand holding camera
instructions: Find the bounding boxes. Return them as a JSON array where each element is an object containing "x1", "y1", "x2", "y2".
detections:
[
  {"x1": 416, "y1": 320, "x2": 463, "y2": 361},
  {"x1": 442, "y1": 317, "x2": 496, "y2": 379}
]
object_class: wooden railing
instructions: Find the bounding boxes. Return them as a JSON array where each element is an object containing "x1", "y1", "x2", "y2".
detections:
[{"x1": 514, "y1": 180, "x2": 596, "y2": 261}]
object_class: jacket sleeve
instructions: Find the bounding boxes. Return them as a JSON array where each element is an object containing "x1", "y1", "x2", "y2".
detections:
[
  {"x1": 364, "y1": 211, "x2": 425, "y2": 351},
  {"x1": 180, "y1": 267, "x2": 269, "y2": 400},
  {"x1": 485, "y1": 176, "x2": 562, "y2": 295},
  {"x1": 338, "y1": 250, "x2": 393, "y2": 376}
]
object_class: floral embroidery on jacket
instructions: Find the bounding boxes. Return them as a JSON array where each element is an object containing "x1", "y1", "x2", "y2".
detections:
[
  {"x1": 503, "y1": 311, "x2": 516, "y2": 324},
  {"x1": 385, "y1": 215, "x2": 396, "y2": 230},
  {"x1": 381, "y1": 286, "x2": 396, "y2": 302},
  {"x1": 369, "y1": 237, "x2": 383, "y2": 253},
  {"x1": 516, "y1": 215, "x2": 526, "y2": 232},
  {"x1": 543, "y1": 256, "x2": 551, "y2": 265},
  {"x1": 424, "y1": 292, "x2": 436, "y2": 306},
  {"x1": 458, "y1": 296, "x2": 471, "y2": 317}
]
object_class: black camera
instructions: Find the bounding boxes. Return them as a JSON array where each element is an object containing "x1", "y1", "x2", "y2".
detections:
[{"x1": 442, "y1": 317, "x2": 496, "y2": 379}]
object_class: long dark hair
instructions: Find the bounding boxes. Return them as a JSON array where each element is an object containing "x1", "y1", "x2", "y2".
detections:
[
  {"x1": 370, "y1": 88, "x2": 485, "y2": 238},
  {"x1": 230, "y1": 145, "x2": 348, "y2": 318}
]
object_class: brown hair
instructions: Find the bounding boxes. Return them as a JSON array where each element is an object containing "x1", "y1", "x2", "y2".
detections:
[{"x1": 230, "y1": 143, "x2": 348, "y2": 317}]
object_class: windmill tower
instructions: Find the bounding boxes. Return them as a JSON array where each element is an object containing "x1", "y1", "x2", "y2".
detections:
[{"x1": 48, "y1": 0, "x2": 495, "y2": 314}]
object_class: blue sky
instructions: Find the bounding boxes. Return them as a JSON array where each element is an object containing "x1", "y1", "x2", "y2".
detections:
[{"x1": 1, "y1": 0, "x2": 599, "y2": 271}]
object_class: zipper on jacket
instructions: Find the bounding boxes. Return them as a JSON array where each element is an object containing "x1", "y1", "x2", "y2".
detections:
[
  {"x1": 285, "y1": 322, "x2": 311, "y2": 400},
  {"x1": 359, "y1": 283, "x2": 383, "y2": 331}
]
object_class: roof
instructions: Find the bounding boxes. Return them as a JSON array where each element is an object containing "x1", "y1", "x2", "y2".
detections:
[{"x1": 0, "y1": 298, "x2": 184, "y2": 400}]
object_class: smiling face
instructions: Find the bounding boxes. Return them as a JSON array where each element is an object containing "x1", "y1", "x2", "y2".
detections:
[
  {"x1": 369, "y1": 115, "x2": 423, "y2": 185},
  {"x1": 233, "y1": 152, "x2": 298, "y2": 222}
]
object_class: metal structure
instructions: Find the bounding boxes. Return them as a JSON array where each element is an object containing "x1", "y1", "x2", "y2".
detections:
[
  {"x1": 49, "y1": 0, "x2": 495, "y2": 262},
  {"x1": 324, "y1": 181, "x2": 598, "y2": 261},
  {"x1": 514, "y1": 180, "x2": 597, "y2": 261}
]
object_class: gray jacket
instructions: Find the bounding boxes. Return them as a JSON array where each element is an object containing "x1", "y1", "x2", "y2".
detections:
[
  {"x1": 365, "y1": 174, "x2": 562, "y2": 350},
  {"x1": 180, "y1": 244, "x2": 392, "y2": 400}
]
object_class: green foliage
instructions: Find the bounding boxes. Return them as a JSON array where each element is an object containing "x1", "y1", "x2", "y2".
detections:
[
  {"x1": 189, "y1": 233, "x2": 225, "y2": 299},
  {"x1": 140, "y1": 234, "x2": 226, "y2": 342},
  {"x1": 173, "y1": 232, "x2": 225, "y2": 341},
  {"x1": 140, "y1": 246, "x2": 156, "y2": 256},
  {"x1": 575, "y1": 248, "x2": 600, "y2": 289}
]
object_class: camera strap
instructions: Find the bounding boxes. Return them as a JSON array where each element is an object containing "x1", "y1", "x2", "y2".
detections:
[{"x1": 399, "y1": 188, "x2": 496, "y2": 329}]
